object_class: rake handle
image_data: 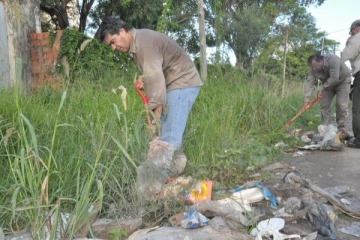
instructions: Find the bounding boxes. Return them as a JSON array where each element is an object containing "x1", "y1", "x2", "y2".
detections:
[{"x1": 285, "y1": 93, "x2": 322, "y2": 128}]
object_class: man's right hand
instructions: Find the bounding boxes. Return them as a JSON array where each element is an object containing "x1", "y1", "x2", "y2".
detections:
[{"x1": 134, "y1": 77, "x2": 144, "y2": 90}]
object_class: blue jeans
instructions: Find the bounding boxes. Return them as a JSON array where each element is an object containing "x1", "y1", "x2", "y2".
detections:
[{"x1": 160, "y1": 86, "x2": 201, "y2": 148}]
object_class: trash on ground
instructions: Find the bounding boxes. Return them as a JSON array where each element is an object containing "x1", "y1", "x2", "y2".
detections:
[
  {"x1": 338, "y1": 221, "x2": 360, "y2": 238},
  {"x1": 305, "y1": 200, "x2": 337, "y2": 239},
  {"x1": 284, "y1": 171, "x2": 360, "y2": 219},
  {"x1": 180, "y1": 209, "x2": 209, "y2": 229},
  {"x1": 291, "y1": 124, "x2": 345, "y2": 152},
  {"x1": 193, "y1": 199, "x2": 253, "y2": 227},
  {"x1": 159, "y1": 176, "x2": 193, "y2": 200},
  {"x1": 136, "y1": 139, "x2": 176, "y2": 200},
  {"x1": 127, "y1": 225, "x2": 254, "y2": 240},
  {"x1": 185, "y1": 180, "x2": 213, "y2": 204},
  {"x1": 298, "y1": 144, "x2": 320, "y2": 151},
  {"x1": 255, "y1": 182, "x2": 278, "y2": 209},
  {"x1": 291, "y1": 151, "x2": 312, "y2": 157},
  {"x1": 251, "y1": 218, "x2": 301, "y2": 240},
  {"x1": 228, "y1": 181, "x2": 277, "y2": 209}
]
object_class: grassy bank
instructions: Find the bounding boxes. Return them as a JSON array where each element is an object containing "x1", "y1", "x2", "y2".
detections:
[{"x1": 0, "y1": 68, "x2": 319, "y2": 237}]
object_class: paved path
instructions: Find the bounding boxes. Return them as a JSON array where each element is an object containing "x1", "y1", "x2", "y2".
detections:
[
  {"x1": 288, "y1": 146, "x2": 360, "y2": 240},
  {"x1": 289, "y1": 147, "x2": 360, "y2": 198}
]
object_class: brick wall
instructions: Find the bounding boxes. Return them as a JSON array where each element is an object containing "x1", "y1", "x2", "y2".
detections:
[{"x1": 30, "y1": 30, "x2": 62, "y2": 90}]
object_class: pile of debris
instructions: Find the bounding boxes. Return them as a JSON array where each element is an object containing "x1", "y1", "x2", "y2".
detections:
[{"x1": 3, "y1": 165, "x2": 360, "y2": 240}]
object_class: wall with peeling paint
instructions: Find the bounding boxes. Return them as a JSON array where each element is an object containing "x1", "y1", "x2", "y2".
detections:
[{"x1": 0, "y1": 0, "x2": 40, "y2": 92}]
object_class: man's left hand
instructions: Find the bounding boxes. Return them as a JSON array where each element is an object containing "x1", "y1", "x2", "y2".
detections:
[{"x1": 153, "y1": 106, "x2": 162, "y2": 121}]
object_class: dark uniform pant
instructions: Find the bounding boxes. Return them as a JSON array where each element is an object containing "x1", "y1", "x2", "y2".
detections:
[
  {"x1": 320, "y1": 77, "x2": 351, "y2": 132},
  {"x1": 353, "y1": 72, "x2": 360, "y2": 145}
]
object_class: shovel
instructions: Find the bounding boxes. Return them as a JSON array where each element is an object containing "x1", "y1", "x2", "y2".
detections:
[{"x1": 284, "y1": 92, "x2": 322, "y2": 129}]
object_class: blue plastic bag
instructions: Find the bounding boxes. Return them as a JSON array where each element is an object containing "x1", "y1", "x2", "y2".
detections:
[{"x1": 180, "y1": 209, "x2": 209, "y2": 229}]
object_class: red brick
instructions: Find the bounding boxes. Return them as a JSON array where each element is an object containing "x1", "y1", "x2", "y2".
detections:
[
  {"x1": 45, "y1": 59, "x2": 53, "y2": 65},
  {"x1": 42, "y1": 32, "x2": 49, "y2": 38},
  {"x1": 43, "y1": 47, "x2": 49, "y2": 53},
  {"x1": 30, "y1": 33, "x2": 37, "y2": 40},
  {"x1": 31, "y1": 31, "x2": 62, "y2": 91},
  {"x1": 47, "y1": 53, "x2": 54, "y2": 59}
]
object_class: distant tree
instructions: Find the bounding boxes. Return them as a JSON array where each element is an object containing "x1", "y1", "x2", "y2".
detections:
[
  {"x1": 255, "y1": 8, "x2": 321, "y2": 80},
  {"x1": 92, "y1": 0, "x2": 163, "y2": 39},
  {"x1": 40, "y1": 0, "x2": 96, "y2": 32},
  {"x1": 206, "y1": 0, "x2": 326, "y2": 69}
]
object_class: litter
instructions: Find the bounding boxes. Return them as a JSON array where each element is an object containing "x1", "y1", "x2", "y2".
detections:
[
  {"x1": 295, "y1": 124, "x2": 344, "y2": 151},
  {"x1": 229, "y1": 181, "x2": 277, "y2": 210},
  {"x1": 319, "y1": 124, "x2": 344, "y2": 151},
  {"x1": 256, "y1": 182, "x2": 278, "y2": 209},
  {"x1": 185, "y1": 180, "x2": 213, "y2": 204},
  {"x1": 251, "y1": 218, "x2": 301, "y2": 240},
  {"x1": 180, "y1": 209, "x2": 209, "y2": 229},
  {"x1": 306, "y1": 201, "x2": 337, "y2": 239},
  {"x1": 338, "y1": 221, "x2": 360, "y2": 238}
]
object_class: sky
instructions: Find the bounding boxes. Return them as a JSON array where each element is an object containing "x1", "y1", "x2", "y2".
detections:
[{"x1": 307, "y1": 0, "x2": 360, "y2": 56}]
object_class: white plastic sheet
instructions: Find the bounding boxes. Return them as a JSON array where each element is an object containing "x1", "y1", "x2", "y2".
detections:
[{"x1": 251, "y1": 218, "x2": 301, "y2": 240}]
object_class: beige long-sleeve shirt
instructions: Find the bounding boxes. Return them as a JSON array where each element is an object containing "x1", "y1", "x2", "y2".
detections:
[
  {"x1": 128, "y1": 29, "x2": 203, "y2": 110},
  {"x1": 341, "y1": 32, "x2": 360, "y2": 76},
  {"x1": 304, "y1": 54, "x2": 351, "y2": 102}
]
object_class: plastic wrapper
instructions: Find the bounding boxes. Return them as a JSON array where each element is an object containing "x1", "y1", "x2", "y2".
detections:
[
  {"x1": 180, "y1": 209, "x2": 209, "y2": 229},
  {"x1": 184, "y1": 180, "x2": 213, "y2": 204}
]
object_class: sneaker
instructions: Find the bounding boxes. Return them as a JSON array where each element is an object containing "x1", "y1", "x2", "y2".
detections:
[
  {"x1": 337, "y1": 130, "x2": 352, "y2": 141},
  {"x1": 346, "y1": 138, "x2": 360, "y2": 149},
  {"x1": 170, "y1": 152, "x2": 187, "y2": 177}
]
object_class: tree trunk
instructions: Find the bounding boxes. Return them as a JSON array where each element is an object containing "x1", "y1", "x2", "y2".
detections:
[
  {"x1": 197, "y1": 0, "x2": 207, "y2": 81},
  {"x1": 78, "y1": 0, "x2": 95, "y2": 32},
  {"x1": 40, "y1": 1, "x2": 70, "y2": 29},
  {"x1": 282, "y1": 27, "x2": 288, "y2": 98}
]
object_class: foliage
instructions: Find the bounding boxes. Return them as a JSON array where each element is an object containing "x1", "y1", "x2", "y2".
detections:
[
  {"x1": 90, "y1": 0, "x2": 163, "y2": 35},
  {"x1": 254, "y1": 7, "x2": 323, "y2": 81},
  {"x1": 224, "y1": 5, "x2": 272, "y2": 69},
  {"x1": 156, "y1": 0, "x2": 172, "y2": 32},
  {"x1": 0, "y1": 60, "x2": 318, "y2": 235},
  {"x1": 0, "y1": 80, "x2": 145, "y2": 236},
  {"x1": 58, "y1": 29, "x2": 136, "y2": 82},
  {"x1": 38, "y1": 0, "x2": 338, "y2": 82},
  {"x1": 205, "y1": 0, "x2": 325, "y2": 68}
]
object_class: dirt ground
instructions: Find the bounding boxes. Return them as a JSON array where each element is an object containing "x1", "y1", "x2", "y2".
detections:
[{"x1": 287, "y1": 146, "x2": 360, "y2": 240}]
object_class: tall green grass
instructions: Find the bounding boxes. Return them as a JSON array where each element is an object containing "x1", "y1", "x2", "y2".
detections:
[
  {"x1": 0, "y1": 80, "x2": 147, "y2": 238},
  {"x1": 0, "y1": 68, "x2": 319, "y2": 237}
]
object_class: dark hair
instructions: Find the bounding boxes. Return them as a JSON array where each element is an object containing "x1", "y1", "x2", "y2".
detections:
[
  {"x1": 97, "y1": 16, "x2": 133, "y2": 41},
  {"x1": 349, "y1": 19, "x2": 360, "y2": 35},
  {"x1": 307, "y1": 52, "x2": 324, "y2": 65}
]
